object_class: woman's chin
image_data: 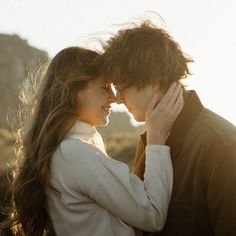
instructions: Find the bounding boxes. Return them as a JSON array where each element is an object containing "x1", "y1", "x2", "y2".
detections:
[{"x1": 95, "y1": 116, "x2": 109, "y2": 127}]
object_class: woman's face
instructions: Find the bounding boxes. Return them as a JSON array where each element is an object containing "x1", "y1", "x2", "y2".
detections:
[{"x1": 77, "y1": 77, "x2": 115, "y2": 126}]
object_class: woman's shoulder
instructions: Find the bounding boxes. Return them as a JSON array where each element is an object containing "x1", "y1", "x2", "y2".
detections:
[
  {"x1": 60, "y1": 137, "x2": 87, "y2": 149},
  {"x1": 53, "y1": 137, "x2": 105, "y2": 165}
]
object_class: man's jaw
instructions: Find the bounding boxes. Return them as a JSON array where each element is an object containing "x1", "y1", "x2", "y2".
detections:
[{"x1": 127, "y1": 108, "x2": 145, "y2": 122}]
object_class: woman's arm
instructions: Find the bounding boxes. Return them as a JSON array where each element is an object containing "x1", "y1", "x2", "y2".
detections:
[{"x1": 57, "y1": 139, "x2": 171, "y2": 232}]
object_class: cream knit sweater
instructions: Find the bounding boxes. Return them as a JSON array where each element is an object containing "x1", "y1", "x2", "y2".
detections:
[{"x1": 47, "y1": 121, "x2": 173, "y2": 236}]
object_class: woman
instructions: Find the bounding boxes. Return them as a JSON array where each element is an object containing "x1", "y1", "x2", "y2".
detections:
[{"x1": 8, "y1": 47, "x2": 183, "y2": 236}]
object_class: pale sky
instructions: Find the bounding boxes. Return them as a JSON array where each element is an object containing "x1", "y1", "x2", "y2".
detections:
[{"x1": 1, "y1": 0, "x2": 236, "y2": 125}]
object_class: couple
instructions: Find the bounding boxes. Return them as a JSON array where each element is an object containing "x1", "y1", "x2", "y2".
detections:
[{"x1": 9, "y1": 21, "x2": 236, "y2": 236}]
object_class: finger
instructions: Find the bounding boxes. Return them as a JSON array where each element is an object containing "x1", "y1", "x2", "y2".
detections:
[
  {"x1": 159, "y1": 82, "x2": 177, "y2": 104},
  {"x1": 146, "y1": 94, "x2": 158, "y2": 114},
  {"x1": 167, "y1": 83, "x2": 182, "y2": 107},
  {"x1": 151, "y1": 82, "x2": 179, "y2": 114},
  {"x1": 159, "y1": 82, "x2": 177, "y2": 105},
  {"x1": 172, "y1": 89, "x2": 184, "y2": 115}
]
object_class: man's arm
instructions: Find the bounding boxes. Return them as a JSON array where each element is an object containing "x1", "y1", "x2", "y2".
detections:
[{"x1": 207, "y1": 144, "x2": 236, "y2": 236}]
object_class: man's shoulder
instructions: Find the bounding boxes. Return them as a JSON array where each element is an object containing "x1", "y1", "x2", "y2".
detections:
[{"x1": 194, "y1": 108, "x2": 236, "y2": 147}]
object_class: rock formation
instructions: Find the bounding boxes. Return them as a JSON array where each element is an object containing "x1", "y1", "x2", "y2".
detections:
[{"x1": 0, "y1": 34, "x2": 48, "y2": 130}]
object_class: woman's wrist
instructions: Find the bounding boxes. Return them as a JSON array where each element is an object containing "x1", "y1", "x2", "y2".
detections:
[{"x1": 147, "y1": 133, "x2": 166, "y2": 145}]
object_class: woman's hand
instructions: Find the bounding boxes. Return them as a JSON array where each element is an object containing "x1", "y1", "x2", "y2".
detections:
[{"x1": 145, "y1": 82, "x2": 184, "y2": 145}]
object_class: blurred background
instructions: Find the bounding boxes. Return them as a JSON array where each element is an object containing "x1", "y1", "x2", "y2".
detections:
[{"x1": 0, "y1": 0, "x2": 236, "y2": 227}]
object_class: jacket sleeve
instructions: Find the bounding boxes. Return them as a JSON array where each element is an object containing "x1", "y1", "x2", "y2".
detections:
[
  {"x1": 206, "y1": 144, "x2": 236, "y2": 236},
  {"x1": 59, "y1": 139, "x2": 173, "y2": 232}
]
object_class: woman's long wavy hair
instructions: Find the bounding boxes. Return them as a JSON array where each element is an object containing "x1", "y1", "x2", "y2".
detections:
[{"x1": 8, "y1": 47, "x2": 101, "y2": 236}]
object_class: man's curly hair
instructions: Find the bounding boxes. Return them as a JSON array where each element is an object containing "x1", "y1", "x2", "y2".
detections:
[{"x1": 101, "y1": 20, "x2": 193, "y2": 90}]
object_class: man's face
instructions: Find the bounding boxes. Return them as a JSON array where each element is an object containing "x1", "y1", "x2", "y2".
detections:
[{"x1": 115, "y1": 84, "x2": 164, "y2": 122}]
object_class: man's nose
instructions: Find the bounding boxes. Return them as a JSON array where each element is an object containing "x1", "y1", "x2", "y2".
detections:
[{"x1": 115, "y1": 92, "x2": 124, "y2": 104}]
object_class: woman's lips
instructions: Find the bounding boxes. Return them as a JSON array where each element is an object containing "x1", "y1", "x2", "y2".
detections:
[{"x1": 101, "y1": 106, "x2": 111, "y2": 113}]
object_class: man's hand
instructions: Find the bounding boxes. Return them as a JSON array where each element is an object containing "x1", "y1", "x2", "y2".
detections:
[{"x1": 146, "y1": 82, "x2": 184, "y2": 145}]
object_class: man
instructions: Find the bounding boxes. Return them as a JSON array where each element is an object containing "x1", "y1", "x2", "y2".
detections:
[{"x1": 101, "y1": 21, "x2": 236, "y2": 236}]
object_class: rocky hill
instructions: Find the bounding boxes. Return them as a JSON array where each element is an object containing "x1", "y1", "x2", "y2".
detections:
[
  {"x1": 98, "y1": 111, "x2": 144, "y2": 166},
  {"x1": 98, "y1": 111, "x2": 144, "y2": 138},
  {"x1": 0, "y1": 34, "x2": 49, "y2": 174},
  {"x1": 0, "y1": 34, "x2": 48, "y2": 130}
]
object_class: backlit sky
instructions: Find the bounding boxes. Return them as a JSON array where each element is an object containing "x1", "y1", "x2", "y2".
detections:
[{"x1": 0, "y1": 0, "x2": 235, "y2": 125}]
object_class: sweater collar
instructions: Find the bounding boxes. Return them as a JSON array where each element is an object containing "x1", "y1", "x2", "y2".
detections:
[
  {"x1": 68, "y1": 120, "x2": 97, "y2": 138},
  {"x1": 140, "y1": 90, "x2": 204, "y2": 157}
]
